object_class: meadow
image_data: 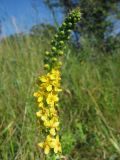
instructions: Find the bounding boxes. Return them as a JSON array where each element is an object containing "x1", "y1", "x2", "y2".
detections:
[{"x1": 0, "y1": 29, "x2": 120, "y2": 160}]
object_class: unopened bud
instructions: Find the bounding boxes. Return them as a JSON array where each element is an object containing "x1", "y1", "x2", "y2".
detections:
[
  {"x1": 44, "y1": 64, "x2": 50, "y2": 70},
  {"x1": 68, "y1": 29, "x2": 71, "y2": 33},
  {"x1": 67, "y1": 36, "x2": 70, "y2": 40},
  {"x1": 63, "y1": 22, "x2": 66, "y2": 27},
  {"x1": 55, "y1": 34, "x2": 58, "y2": 39},
  {"x1": 58, "y1": 51, "x2": 64, "y2": 55},
  {"x1": 52, "y1": 57, "x2": 57, "y2": 62},
  {"x1": 68, "y1": 22, "x2": 72, "y2": 27},
  {"x1": 59, "y1": 41, "x2": 64, "y2": 45},
  {"x1": 45, "y1": 51, "x2": 50, "y2": 55},
  {"x1": 60, "y1": 31, "x2": 64, "y2": 35},
  {"x1": 52, "y1": 47, "x2": 57, "y2": 51},
  {"x1": 57, "y1": 61, "x2": 62, "y2": 66}
]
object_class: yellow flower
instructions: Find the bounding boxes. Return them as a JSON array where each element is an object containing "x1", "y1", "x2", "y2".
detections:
[
  {"x1": 38, "y1": 102, "x2": 44, "y2": 108},
  {"x1": 36, "y1": 110, "x2": 41, "y2": 117},
  {"x1": 36, "y1": 111, "x2": 47, "y2": 121},
  {"x1": 44, "y1": 117, "x2": 59, "y2": 129},
  {"x1": 39, "y1": 75, "x2": 49, "y2": 83},
  {"x1": 37, "y1": 96, "x2": 43, "y2": 102},
  {"x1": 49, "y1": 107, "x2": 58, "y2": 117},
  {"x1": 50, "y1": 69, "x2": 61, "y2": 80},
  {"x1": 46, "y1": 85, "x2": 52, "y2": 92},
  {"x1": 52, "y1": 136, "x2": 62, "y2": 153},
  {"x1": 38, "y1": 135, "x2": 54, "y2": 155},
  {"x1": 51, "y1": 80, "x2": 60, "y2": 87},
  {"x1": 36, "y1": 108, "x2": 49, "y2": 120},
  {"x1": 50, "y1": 128, "x2": 56, "y2": 136},
  {"x1": 33, "y1": 91, "x2": 40, "y2": 97},
  {"x1": 46, "y1": 93, "x2": 59, "y2": 106}
]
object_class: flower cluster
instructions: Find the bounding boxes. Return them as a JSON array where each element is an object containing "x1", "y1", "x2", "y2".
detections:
[
  {"x1": 33, "y1": 8, "x2": 81, "y2": 156},
  {"x1": 34, "y1": 69, "x2": 62, "y2": 154}
]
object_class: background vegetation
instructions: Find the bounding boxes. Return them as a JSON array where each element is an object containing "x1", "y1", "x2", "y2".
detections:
[{"x1": 0, "y1": 1, "x2": 120, "y2": 160}]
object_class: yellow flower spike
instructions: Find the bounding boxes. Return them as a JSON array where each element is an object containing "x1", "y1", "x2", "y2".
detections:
[{"x1": 34, "y1": 8, "x2": 81, "y2": 156}]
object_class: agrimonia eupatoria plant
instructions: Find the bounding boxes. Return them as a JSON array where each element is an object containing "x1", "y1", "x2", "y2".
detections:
[{"x1": 33, "y1": 8, "x2": 81, "y2": 157}]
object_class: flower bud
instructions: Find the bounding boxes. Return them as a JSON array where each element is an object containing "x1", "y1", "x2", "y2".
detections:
[
  {"x1": 55, "y1": 34, "x2": 58, "y2": 39},
  {"x1": 74, "y1": 17, "x2": 77, "y2": 22},
  {"x1": 67, "y1": 36, "x2": 70, "y2": 40},
  {"x1": 60, "y1": 31, "x2": 64, "y2": 35},
  {"x1": 59, "y1": 41, "x2": 64, "y2": 45},
  {"x1": 44, "y1": 64, "x2": 50, "y2": 70},
  {"x1": 57, "y1": 61, "x2": 62, "y2": 67},
  {"x1": 68, "y1": 29, "x2": 71, "y2": 33},
  {"x1": 51, "y1": 40, "x2": 55, "y2": 45},
  {"x1": 52, "y1": 47, "x2": 57, "y2": 52},
  {"x1": 68, "y1": 22, "x2": 72, "y2": 27},
  {"x1": 58, "y1": 51, "x2": 64, "y2": 55},
  {"x1": 45, "y1": 51, "x2": 50, "y2": 56},
  {"x1": 52, "y1": 57, "x2": 57, "y2": 62},
  {"x1": 62, "y1": 22, "x2": 66, "y2": 27}
]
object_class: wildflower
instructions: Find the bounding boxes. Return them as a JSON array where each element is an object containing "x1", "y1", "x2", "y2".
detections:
[
  {"x1": 37, "y1": 96, "x2": 43, "y2": 103},
  {"x1": 34, "y1": 8, "x2": 81, "y2": 156},
  {"x1": 49, "y1": 107, "x2": 58, "y2": 116},
  {"x1": 52, "y1": 136, "x2": 62, "y2": 153},
  {"x1": 44, "y1": 117, "x2": 59, "y2": 128},
  {"x1": 46, "y1": 93, "x2": 59, "y2": 106},
  {"x1": 38, "y1": 135, "x2": 53, "y2": 154},
  {"x1": 36, "y1": 108, "x2": 49, "y2": 121},
  {"x1": 46, "y1": 85, "x2": 52, "y2": 92},
  {"x1": 38, "y1": 102, "x2": 44, "y2": 108},
  {"x1": 33, "y1": 91, "x2": 41, "y2": 97}
]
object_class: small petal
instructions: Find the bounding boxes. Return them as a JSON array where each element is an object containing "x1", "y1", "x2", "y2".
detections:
[
  {"x1": 38, "y1": 96, "x2": 43, "y2": 102},
  {"x1": 44, "y1": 145, "x2": 50, "y2": 154},
  {"x1": 50, "y1": 128, "x2": 56, "y2": 136},
  {"x1": 46, "y1": 85, "x2": 52, "y2": 92},
  {"x1": 38, "y1": 142, "x2": 44, "y2": 148}
]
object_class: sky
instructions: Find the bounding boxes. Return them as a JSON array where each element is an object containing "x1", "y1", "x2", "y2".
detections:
[
  {"x1": 0, "y1": 0, "x2": 120, "y2": 37},
  {"x1": 0, "y1": 0, "x2": 63, "y2": 36}
]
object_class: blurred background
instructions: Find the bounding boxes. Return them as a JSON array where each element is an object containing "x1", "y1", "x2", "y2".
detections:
[{"x1": 0, "y1": 0, "x2": 120, "y2": 160}]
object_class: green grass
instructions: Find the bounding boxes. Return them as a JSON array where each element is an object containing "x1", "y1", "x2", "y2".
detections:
[{"x1": 0, "y1": 34, "x2": 120, "y2": 160}]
